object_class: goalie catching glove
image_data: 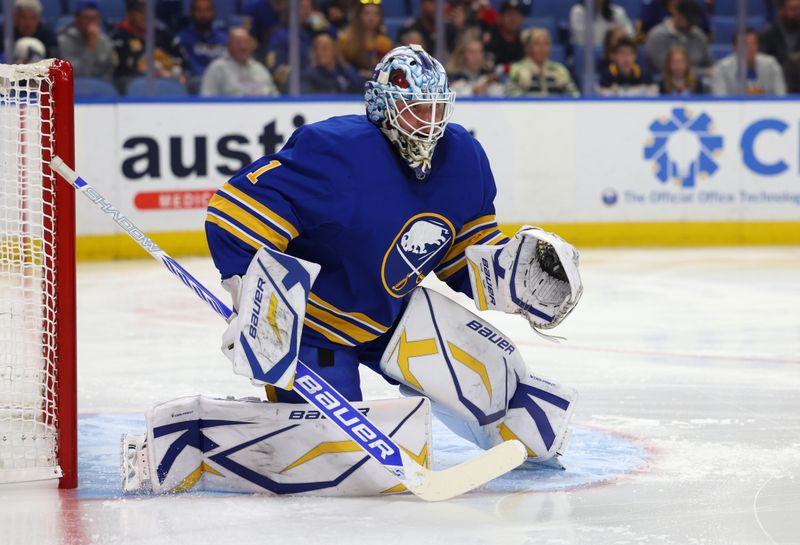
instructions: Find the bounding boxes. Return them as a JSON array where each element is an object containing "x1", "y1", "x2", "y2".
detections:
[
  {"x1": 221, "y1": 247, "x2": 321, "y2": 389},
  {"x1": 465, "y1": 226, "x2": 582, "y2": 330}
]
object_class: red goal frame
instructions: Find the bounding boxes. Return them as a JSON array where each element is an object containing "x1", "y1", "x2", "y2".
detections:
[{"x1": 44, "y1": 59, "x2": 76, "y2": 489}]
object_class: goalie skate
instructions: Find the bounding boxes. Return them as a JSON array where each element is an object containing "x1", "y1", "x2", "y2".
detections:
[{"x1": 121, "y1": 433, "x2": 152, "y2": 494}]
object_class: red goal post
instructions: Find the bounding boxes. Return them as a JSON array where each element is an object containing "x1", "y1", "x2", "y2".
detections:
[{"x1": 0, "y1": 59, "x2": 76, "y2": 488}]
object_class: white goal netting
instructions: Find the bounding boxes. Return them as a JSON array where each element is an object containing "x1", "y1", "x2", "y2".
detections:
[{"x1": 0, "y1": 61, "x2": 62, "y2": 484}]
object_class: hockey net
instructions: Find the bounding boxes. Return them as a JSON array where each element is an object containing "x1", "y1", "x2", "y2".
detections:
[{"x1": 0, "y1": 60, "x2": 76, "y2": 488}]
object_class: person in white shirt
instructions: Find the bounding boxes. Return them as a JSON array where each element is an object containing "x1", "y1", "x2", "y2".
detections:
[
  {"x1": 570, "y1": 0, "x2": 634, "y2": 46},
  {"x1": 712, "y1": 27, "x2": 787, "y2": 96},
  {"x1": 201, "y1": 27, "x2": 279, "y2": 97}
]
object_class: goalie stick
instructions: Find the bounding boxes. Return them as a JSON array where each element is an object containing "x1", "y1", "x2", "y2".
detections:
[{"x1": 51, "y1": 155, "x2": 527, "y2": 501}]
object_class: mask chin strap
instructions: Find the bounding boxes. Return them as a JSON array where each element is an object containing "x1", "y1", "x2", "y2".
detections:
[{"x1": 380, "y1": 123, "x2": 436, "y2": 180}]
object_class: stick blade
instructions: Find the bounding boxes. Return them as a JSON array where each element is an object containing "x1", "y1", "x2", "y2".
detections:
[{"x1": 407, "y1": 439, "x2": 527, "y2": 502}]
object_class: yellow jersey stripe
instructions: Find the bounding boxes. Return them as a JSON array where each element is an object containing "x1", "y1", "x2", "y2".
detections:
[
  {"x1": 220, "y1": 185, "x2": 300, "y2": 239},
  {"x1": 303, "y1": 317, "x2": 356, "y2": 346},
  {"x1": 458, "y1": 215, "x2": 496, "y2": 237},
  {"x1": 308, "y1": 293, "x2": 390, "y2": 333},
  {"x1": 437, "y1": 233, "x2": 507, "y2": 280},
  {"x1": 440, "y1": 227, "x2": 501, "y2": 266},
  {"x1": 306, "y1": 303, "x2": 381, "y2": 344},
  {"x1": 206, "y1": 213, "x2": 262, "y2": 250},
  {"x1": 209, "y1": 194, "x2": 290, "y2": 251}
]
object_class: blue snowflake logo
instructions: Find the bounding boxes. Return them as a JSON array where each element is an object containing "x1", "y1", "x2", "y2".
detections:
[{"x1": 643, "y1": 108, "x2": 723, "y2": 188}]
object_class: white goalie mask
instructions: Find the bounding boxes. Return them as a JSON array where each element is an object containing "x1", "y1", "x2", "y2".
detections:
[{"x1": 365, "y1": 45, "x2": 456, "y2": 180}]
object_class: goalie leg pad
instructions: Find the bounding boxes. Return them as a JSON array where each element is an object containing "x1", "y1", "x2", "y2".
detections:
[
  {"x1": 380, "y1": 287, "x2": 576, "y2": 462},
  {"x1": 125, "y1": 394, "x2": 431, "y2": 496},
  {"x1": 123, "y1": 396, "x2": 431, "y2": 496}
]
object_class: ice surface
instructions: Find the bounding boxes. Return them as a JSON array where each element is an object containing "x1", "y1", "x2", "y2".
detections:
[{"x1": 2, "y1": 247, "x2": 799, "y2": 545}]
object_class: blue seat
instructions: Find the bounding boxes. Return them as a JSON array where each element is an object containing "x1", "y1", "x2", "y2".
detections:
[
  {"x1": 710, "y1": 43, "x2": 734, "y2": 60},
  {"x1": 228, "y1": 14, "x2": 244, "y2": 28},
  {"x1": 713, "y1": 0, "x2": 767, "y2": 17},
  {"x1": 712, "y1": 15, "x2": 768, "y2": 44},
  {"x1": 384, "y1": 16, "x2": 407, "y2": 42},
  {"x1": 522, "y1": 16, "x2": 556, "y2": 38},
  {"x1": 67, "y1": 0, "x2": 127, "y2": 23},
  {"x1": 381, "y1": 0, "x2": 409, "y2": 18},
  {"x1": 182, "y1": 0, "x2": 239, "y2": 23},
  {"x1": 40, "y1": 0, "x2": 63, "y2": 25},
  {"x1": 56, "y1": 14, "x2": 74, "y2": 33},
  {"x1": 550, "y1": 43, "x2": 565, "y2": 64},
  {"x1": 126, "y1": 77, "x2": 188, "y2": 97},
  {"x1": 530, "y1": 0, "x2": 573, "y2": 23},
  {"x1": 571, "y1": 44, "x2": 603, "y2": 71},
  {"x1": 614, "y1": 0, "x2": 641, "y2": 21},
  {"x1": 74, "y1": 77, "x2": 118, "y2": 98}
]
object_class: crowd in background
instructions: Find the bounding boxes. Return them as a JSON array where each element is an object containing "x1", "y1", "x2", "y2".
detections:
[{"x1": 3, "y1": 0, "x2": 799, "y2": 97}]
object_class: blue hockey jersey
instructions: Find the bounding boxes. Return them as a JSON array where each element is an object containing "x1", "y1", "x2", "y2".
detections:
[{"x1": 205, "y1": 114, "x2": 508, "y2": 350}]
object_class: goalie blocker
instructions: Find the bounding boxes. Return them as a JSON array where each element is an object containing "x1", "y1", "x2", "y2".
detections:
[{"x1": 220, "y1": 246, "x2": 320, "y2": 389}]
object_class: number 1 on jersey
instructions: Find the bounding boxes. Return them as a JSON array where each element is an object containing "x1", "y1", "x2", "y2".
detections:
[{"x1": 247, "y1": 160, "x2": 282, "y2": 184}]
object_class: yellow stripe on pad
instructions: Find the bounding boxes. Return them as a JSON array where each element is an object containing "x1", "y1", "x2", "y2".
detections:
[
  {"x1": 448, "y1": 342, "x2": 492, "y2": 399},
  {"x1": 281, "y1": 441, "x2": 362, "y2": 473},
  {"x1": 170, "y1": 462, "x2": 224, "y2": 493},
  {"x1": 466, "y1": 258, "x2": 488, "y2": 311},
  {"x1": 497, "y1": 423, "x2": 536, "y2": 458}
]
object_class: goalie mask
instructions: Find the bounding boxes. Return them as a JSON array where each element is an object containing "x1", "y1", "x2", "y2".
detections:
[{"x1": 365, "y1": 45, "x2": 455, "y2": 180}]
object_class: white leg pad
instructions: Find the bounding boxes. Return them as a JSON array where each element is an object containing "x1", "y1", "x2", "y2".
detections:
[
  {"x1": 380, "y1": 288, "x2": 576, "y2": 462},
  {"x1": 127, "y1": 395, "x2": 431, "y2": 496}
]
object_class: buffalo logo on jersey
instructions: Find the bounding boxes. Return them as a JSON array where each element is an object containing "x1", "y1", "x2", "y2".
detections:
[{"x1": 381, "y1": 213, "x2": 455, "y2": 298}]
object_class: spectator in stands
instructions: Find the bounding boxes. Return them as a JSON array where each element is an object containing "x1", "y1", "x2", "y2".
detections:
[
  {"x1": 447, "y1": 32, "x2": 504, "y2": 96},
  {"x1": 111, "y1": 0, "x2": 182, "y2": 93},
  {"x1": 659, "y1": 45, "x2": 706, "y2": 94},
  {"x1": 597, "y1": 36, "x2": 657, "y2": 95},
  {"x1": 201, "y1": 27, "x2": 279, "y2": 96},
  {"x1": 395, "y1": 0, "x2": 457, "y2": 54},
  {"x1": 262, "y1": 0, "x2": 331, "y2": 92},
  {"x1": 712, "y1": 27, "x2": 786, "y2": 95},
  {"x1": 337, "y1": 1, "x2": 392, "y2": 79},
  {"x1": 57, "y1": 1, "x2": 116, "y2": 82},
  {"x1": 176, "y1": 0, "x2": 227, "y2": 94},
  {"x1": 784, "y1": 50, "x2": 800, "y2": 92},
  {"x1": 759, "y1": 0, "x2": 800, "y2": 66},
  {"x1": 644, "y1": 0, "x2": 713, "y2": 75},
  {"x1": 320, "y1": 0, "x2": 358, "y2": 30},
  {"x1": 243, "y1": 0, "x2": 281, "y2": 46},
  {"x1": 397, "y1": 28, "x2": 426, "y2": 47},
  {"x1": 570, "y1": 0, "x2": 635, "y2": 47},
  {"x1": 13, "y1": 36, "x2": 46, "y2": 64},
  {"x1": 301, "y1": 33, "x2": 363, "y2": 93},
  {"x1": 484, "y1": 0, "x2": 524, "y2": 69},
  {"x1": 447, "y1": 0, "x2": 480, "y2": 54},
  {"x1": 641, "y1": 0, "x2": 711, "y2": 35},
  {"x1": 600, "y1": 26, "x2": 627, "y2": 72},
  {"x1": 506, "y1": 28, "x2": 580, "y2": 96},
  {"x1": 465, "y1": 0, "x2": 499, "y2": 33},
  {"x1": 0, "y1": 0, "x2": 58, "y2": 59}
]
